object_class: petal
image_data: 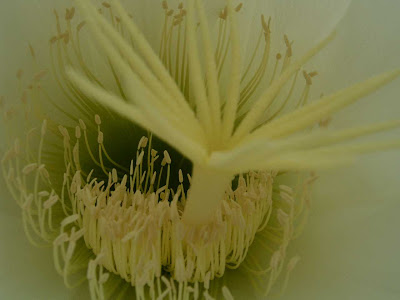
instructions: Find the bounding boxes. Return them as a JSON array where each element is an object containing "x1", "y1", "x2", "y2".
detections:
[
  {"x1": 251, "y1": 0, "x2": 351, "y2": 58},
  {"x1": 0, "y1": 205, "x2": 69, "y2": 298},
  {"x1": 278, "y1": 0, "x2": 400, "y2": 297},
  {"x1": 281, "y1": 157, "x2": 400, "y2": 299}
]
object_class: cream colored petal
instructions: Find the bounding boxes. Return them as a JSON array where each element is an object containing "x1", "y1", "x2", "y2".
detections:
[
  {"x1": 0, "y1": 199, "x2": 68, "y2": 298},
  {"x1": 279, "y1": 0, "x2": 400, "y2": 298},
  {"x1": 249, "y1": 0, "x2": 351, "y2": 58},
  {"x1": 281, "y1": 157, "x2": 400, "y2": 299}
]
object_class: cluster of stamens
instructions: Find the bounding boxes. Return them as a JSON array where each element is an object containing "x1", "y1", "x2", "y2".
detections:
[{"x1": 1, "y1": 114, "x2": 313, "y2": 298}]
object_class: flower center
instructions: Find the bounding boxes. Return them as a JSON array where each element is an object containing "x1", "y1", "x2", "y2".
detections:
[{"x1": 52, "y1": 118, "x2": 312, "y2": 295}]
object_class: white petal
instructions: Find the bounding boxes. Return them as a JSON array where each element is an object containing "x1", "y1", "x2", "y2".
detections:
[
  {"x1": 281, "y1": 156, "x2": 400, "y2": 299},
  {"x1": 0, "y1": 208, "x2": 68, "y2": 298},
  {"x1": 279, "y1": 0, "x2": 400, "y2": 296},
  {"x1": 251, "y1": 0, "x2": 351, "y2": 58}
]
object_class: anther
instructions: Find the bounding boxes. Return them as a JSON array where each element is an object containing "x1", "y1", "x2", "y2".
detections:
[
  {"x1": 62, "y1": 32, "x2": 70, "y2": 44},
  {"x1": 276, "y1": 53, "x2": 282, "y2": 60},
  {"x1": 270, "y1": 251, "x2": 281, "y2": 269},
  {"x1": 303, "y1": 71, "x2": 312, "y2": 85},
  {"x1": 38, "y1": 191, "x2": 50, "y2": 197},
  {"x1": 219, "y1": 7, "x2": 228, "y2": 20},
  {"x1": 102, "y1": 2, "x2": 111, "y2": 9},
  {"x1": 75, "y1": 126, "x2": 81, "y2": 139},
  {"x1": 319, "y1": 116, "x2": 332, "y2": 128},
  {"x1": 77, "y1": 21, "x2": 86, "y2": 32},
  {"x1": 95, "y1": 114, "x2": 102, "y2": 125},
  {"x1": 29, "y1": 44, "x2": 36, "y2": 59},
  {"x1": 65, "y1": 7, "x2": 76, "y2": 21},
  {"x1": 58, "y1": 125, "x2": 70, "y2": 141},
  {"x1": 261, "y1": 15, "x2": 271, "y2": 33},
  {"x1": 34, "y1": 70, "x2": 48, "y2": 81},
  {"x1": 287, "y1": 256, "x2": 301, "y2": 272},
  {"x1": 20, "y1": 92, "x2": 27, "y2": 104},
  {"x1": 16, "y1": 69, "x2": 24, "y2": 79},
  {"x1": 112, "y1": 168, "x2": 118, "y2": 182},
  {"x1": 179, "y1": 169, "x2": 183, "y2": 183},
  {"x1": 39, "y1": 166, "x2": 50, "y2": 180},
  {"x1": 41, "y1": 120, "x2": 47, "y2": 136},
  {"x1": 97, "y1": 131, "x2": 104, "y2": 144},
  {"x1": 14, "y1": 139, "x2": 20, "y2": 155},
  {"x1": 130, "y1": 160, "x2": 134, "y2": 175},
  {"x1": 284, "y1": 35, "x2": 293, "y2": 57},
  {"x1": 136, "y1": 151, "x2": 145, "y2": 166},
  {"x1": 43, "y1": 195, "x2": 58, "y2": 209},
  {"x1": 50, "y1": 36, "x2": 58, "y2": 44},
  {"x1": 54, "y1": 233, "x2": 69, "y2": 246},
  {"x1": 2, "y1": 149, "x2": 14, "y2": 163},
  {"x1": 79, "y1": 119, "x2": 87, "y2": 130},
  {"x1": 279, "y1": 185, "x2": 293, "y2": 194},
  {"x1": 22, "y1": 163, "x2": 38, "y2": 175},
  {"x1": 163, "y1": 150, "x2": 172, "y2": 164},
  {"x1": 162, "y1": 1, "x2": 168, "y2": 10},
  {"x1": 138, "y1": 136, "x2": 148, "y2": 149},
  {"x1": 277, "y1": 209, "x2": 289, "y2": 226},
  {"x1": 235, "y1": 3, "x2": 243, "y2": 12}
]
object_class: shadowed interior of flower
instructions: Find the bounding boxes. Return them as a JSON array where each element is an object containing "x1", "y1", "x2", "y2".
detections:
[{"x1": 1, "y1": 0, "x2": 400, "y2": 299}]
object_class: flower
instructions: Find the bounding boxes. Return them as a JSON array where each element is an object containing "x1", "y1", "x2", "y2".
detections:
[{"x1": 0, "y1": 0, "x2": 400, "y2": 300}]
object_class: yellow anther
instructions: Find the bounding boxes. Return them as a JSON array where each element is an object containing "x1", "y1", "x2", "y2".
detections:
[
  {"x1": 261, "y1": 15, "x2": 271, "y2": 33},
  {"x1": 66, "y1": 7, "x2": 76, "y2": 20},
  {"x1": 28, "y1": 44, "x2": 36, "y2": 59},
  {"x1": 284, "y1": 34, "x2": 293, "y2": 57},
  {"x1": 95, "y1": 114, "x2": 102, "y2": 125},
  {"x1": 219, "y1": 7, "x2": 228, "y2": 20},
  {"x1": 62, "y1": 32, "x2": 70, "y2": 44},
  {"x1": 49, "y1": 36, "x2": 58, "y2": 44},
  {"x1": 77, "y1": 21, "x2": 86, "y2": 32},
  {"x1": 98, "y1": 131, "x2": 104, "y2": 144},
  {"x1": 102, "y1": 2, "x2": 111, "y2": 9},
  {"x1": 303, "y1": 70, "x2": 312, "y2": 85},
  {"x1": 79, "y1": 119, "x2": 87, "y2": 130},
  {"x1": 75, "y1": 126, "x2": 81, "y2": 139},
  {"x1": 34, "y1": 70, "x2": 48, "y2": 81},
  {"x1": 21, "y1": 92, "x2": 27, "y2": 104},
  {"x1": 16, "y1": 69, "x2": 24, "y2": 79},
  {"x1": 319, "y1": 116, "x2": 332, "y2": 128},
  {"x1": 163, "y1": 150, "x2": 172, "y2": 164},
  {"x1": 179, "y1": 169, "x2": 183, "y2": 183},
  {"x1": 235, "y1": 3, "x2": 243, "y2": 12}
]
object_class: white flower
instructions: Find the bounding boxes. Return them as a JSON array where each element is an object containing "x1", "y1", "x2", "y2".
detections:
[{"x1": 1, "y1": 0, "x2": 399, "y2": 299}]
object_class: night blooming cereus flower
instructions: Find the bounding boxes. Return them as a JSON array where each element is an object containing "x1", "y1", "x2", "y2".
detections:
[{"x1": 1, "y1": 0, "x2": 399, "y2": 299}]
